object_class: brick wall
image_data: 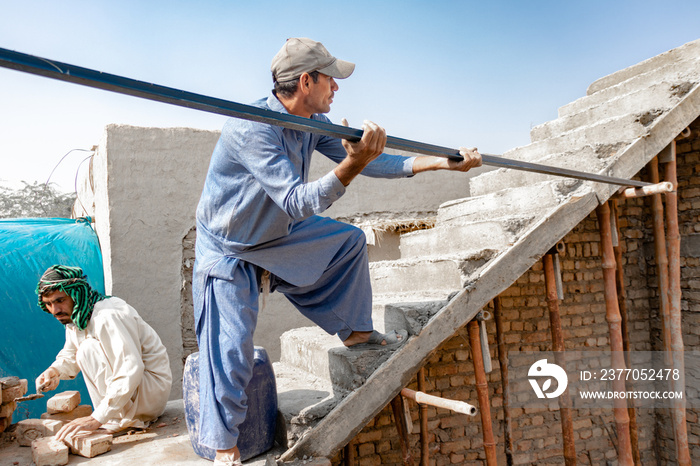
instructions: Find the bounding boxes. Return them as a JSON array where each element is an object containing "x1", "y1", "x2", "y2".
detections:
[{"x1": 338, "y1": 117, "x2": 700, "y2": 465}]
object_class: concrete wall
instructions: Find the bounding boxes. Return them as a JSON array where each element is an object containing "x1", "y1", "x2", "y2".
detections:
[
  {"x1": 88, "y1": 124, "x2": 485, "y2": 396},
  {"x1": 91, "y1": 125, "x2": 219, "y2": 398}
]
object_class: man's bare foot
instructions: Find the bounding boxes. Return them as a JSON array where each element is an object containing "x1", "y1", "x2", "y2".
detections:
[{"x1": 214, "y1": 446, "x2": 241, "y2": 466}]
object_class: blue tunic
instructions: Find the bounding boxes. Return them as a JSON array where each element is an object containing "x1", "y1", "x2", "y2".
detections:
[{"x1": 193, "y1": 93, "x2": 415, "y2": 450}]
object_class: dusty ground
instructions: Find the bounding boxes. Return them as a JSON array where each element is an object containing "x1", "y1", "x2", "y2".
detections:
[{"x1": 0, "y1": 400, "x2": 283, "y2": 466}]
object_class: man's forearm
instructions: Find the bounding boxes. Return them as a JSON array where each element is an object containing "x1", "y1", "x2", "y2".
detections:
[
  {"x1": 333, "y1": 158, "x2": 369, "y2": 186},
  {"x1": 411, "y1": 156, "x2": 451, "y2": 174}
]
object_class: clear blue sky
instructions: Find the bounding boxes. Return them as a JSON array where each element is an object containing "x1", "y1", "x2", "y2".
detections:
[{"x1": 1, "y1": 0, "x2": 699, "y2": 192}]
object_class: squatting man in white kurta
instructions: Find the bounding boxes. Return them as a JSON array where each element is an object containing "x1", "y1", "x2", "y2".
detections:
[{"x1": 34, "y1": 265, "x2": 172, "y2": 442}]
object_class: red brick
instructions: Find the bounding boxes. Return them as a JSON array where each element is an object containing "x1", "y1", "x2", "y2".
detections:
[
  {"x1": 41, "y1": 404, "x2": 93, "y2": 422},
  {"x1": 31, "y1": 437, "x2": 69, "y2": 466},
  {"x1": 47, "y1": 391, "x2": 80, "y2": 414},
  {"x1": 16, "y1": 418, "x2": 64, "y2": 446},
  {"x1": 64, "y1": 431, "x2": 113, "y2": 458},
  {"x1": 0, "y1": 401, "x2": 16, "y2": 418},
  {"x1": 1, "y1": 378, "x2": 27, "y2": 401}
]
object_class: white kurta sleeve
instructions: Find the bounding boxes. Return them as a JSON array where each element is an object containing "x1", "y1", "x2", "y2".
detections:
[
  {"x1": 50, "y1": 328, "x2": 81, "y2": 380},
  {"x1": 88, "y1": 310, "x2": 145, "y2": 424}
]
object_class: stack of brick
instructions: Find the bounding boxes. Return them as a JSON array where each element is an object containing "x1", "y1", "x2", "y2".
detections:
[
  {"x1": 0, "y1": 376, "x2": 27, "y2": 433},
  {"x1": 14, "y1": 390, "x2": 113, "y2": 465}
]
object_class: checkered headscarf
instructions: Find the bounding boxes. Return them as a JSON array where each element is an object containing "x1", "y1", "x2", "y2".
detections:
[{"x1": 36, "y1": 265, "x2": 106, "y2": 330}]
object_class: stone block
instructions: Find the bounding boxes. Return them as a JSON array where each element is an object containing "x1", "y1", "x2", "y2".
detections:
[
  {"x1": 41, "y1": 404, "x2": 93, "y2": 422},
  {"x1": 46, "y1": 391, "x2": 81, "y2": 414},
  {"x1": 16, "y1": 418, "x2": 64, "y2": 446},
  {"x1": 31, "y1": 436, "x2": 69, "y2": 466},
  {"x1": 65, "y1": 431, "x2": 113, "y2": 458},
  {"x1": 0, "y1": 401, "x2": 16, "y2": 418},
  {"x1": 1, "y1": 378, "x2": 28, "y2": 401}
]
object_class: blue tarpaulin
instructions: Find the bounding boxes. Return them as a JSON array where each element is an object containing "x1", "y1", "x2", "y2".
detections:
[{"x1": 0, "y1": 217, "x2": 104, "y2": 421}]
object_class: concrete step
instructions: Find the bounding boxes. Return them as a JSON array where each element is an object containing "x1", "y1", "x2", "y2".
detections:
[
  {"x1": 369, "y1": 249, "x2": 496, "y2": 296},
  {"x1": 499, "y1": 112, "x2": 650, "y2": 163},
  {"x1": 586, "y1": 38, "x2": 700, "y2": 96},
  {"x1": 532, "y1": 81, "x2": 684, "y2": 142},
  {"x1": 440, "y1": 181, "x2": 563, "y2": 222},
  {"x1": 561, "y1": 55, "x2": 700, "y2": 117},
  {"x1": 398, "y1": 218, "x2": 523, "y2": 259},
  {"x1": 278, "y1": 327, "x2": 397, "y2": 392},
  {"x1": 274, "y1": 360, "x2": 349, "y2": 449},
  {"x1": 372, "y1": 293, "x2": 450, "y2": 336}
]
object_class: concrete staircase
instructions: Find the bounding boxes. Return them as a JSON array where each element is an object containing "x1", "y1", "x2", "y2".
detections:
[{"x1": 273, "y1": 39, "x2": 700, "y2": 462}]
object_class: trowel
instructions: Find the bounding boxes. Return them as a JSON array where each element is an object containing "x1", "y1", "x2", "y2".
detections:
[{"x1": 14, "y1": 382, "x2": 51, "y2": 402}]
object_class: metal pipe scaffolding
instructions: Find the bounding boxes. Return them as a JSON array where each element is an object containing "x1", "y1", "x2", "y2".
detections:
[{"x1": 0, "y1": 46, "x2": 652, "y2": 189}]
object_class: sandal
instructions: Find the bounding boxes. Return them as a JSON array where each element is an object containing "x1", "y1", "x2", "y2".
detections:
[
  {"x1": 213, "y1": 457, "x2": 242, "y2": 466},
  {"x1": 345, "y1": 329, "x2": 408, "y2": 351}
]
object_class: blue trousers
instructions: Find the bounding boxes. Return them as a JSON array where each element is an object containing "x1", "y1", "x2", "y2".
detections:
[{"x1": 194, "y1": 216, "x2": 373, "y2": 450}]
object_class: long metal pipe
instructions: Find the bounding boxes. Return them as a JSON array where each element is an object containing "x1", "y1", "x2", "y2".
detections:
[
  {"x1": 663, "y1": 142, "x2": 691, "y2": 466},
  {"x1": 467, "y1": 320, "x2": 498, "y2": 466},
  {"x1": 493, "y1": 297, "x2": 514, "y2": 466},
  {"x1": 596, "y1": 202, "x2": 635, "y2": 466},
  {"x1": 610, "y1": 199, "x2": 641, "y2": 465},
  {"x1": 417, "y1": 368, "x2": 429, "y2": 466},
  {"x1": 543, "y1": 252, "x2": 577, "y2": 466},
  {"x1": 0, "y1": 46, "x2": 651, "y2": 188}
]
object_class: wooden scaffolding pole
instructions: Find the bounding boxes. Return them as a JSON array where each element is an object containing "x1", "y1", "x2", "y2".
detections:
[
  {"x1": 467, "y1": 320, "x2": 498, "y2": 465},
  {"x1": 649, "y1": 158, "x2": 674, "y2": 351},
  {"x1": 663, "y1": 141, "x2": 691, "y2": 466},
  {"x1": 542, "y1": 250, "x2": 577, "y2": 466},
  {"x1": 596, "y1": 201, "x2": 635, "y2": 465},
  {"x1": 493, "y1": 297, "x2": 514, "y2": 466},
  {"x1": 344, "y1": 439, "x2": 356, "y2": 466},
  {"x1": 391, "y1": 394, "x2": 415, "y2": 466},
  {"x1": 417, "y1": 368, "x2": 429, "y2": 466},
  {"x1": 610, "y1": 199, "x2": 642, "y2": 465}
]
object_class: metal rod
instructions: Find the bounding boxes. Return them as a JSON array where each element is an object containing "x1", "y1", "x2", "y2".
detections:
[
  {"x1": 391, "y1": 394, "x2": 415, "y2": 466},
  {"x1": 543, "y1": 252, "x2": 577, "y2": 466},
  {"x1": 663, "y1": 142, "x2": 691, "y2": 466},
  {"x1": 0, "y1": 46, "x2": 651, "y2": 188},
  {"x1": 610, "y1": 199, "x2": 642, "y2": 465},
  {"x1": 467, "y1": 320, "x2": 498, "y2": 466},
  {"x1": 417, "y1": 368, "x2": 429, "y2": 466},
  {"x1": 596, "y1": 202, "x2": 635, "y2": 466},
  {"x1": 493, "y1": 297, "x2": 514, "y2": 466}
]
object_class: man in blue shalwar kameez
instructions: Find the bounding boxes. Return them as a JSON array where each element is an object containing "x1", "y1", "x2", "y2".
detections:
[{"x1": 193, "y1": 37, "x2": 482, "y2": 465}]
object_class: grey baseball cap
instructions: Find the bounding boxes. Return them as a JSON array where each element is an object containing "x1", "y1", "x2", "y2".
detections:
[{"x1": 271, "y1": 38, "x2": 355, "y2": 83}]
